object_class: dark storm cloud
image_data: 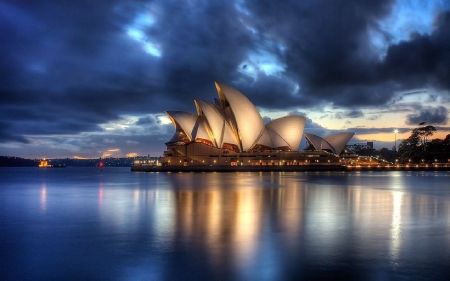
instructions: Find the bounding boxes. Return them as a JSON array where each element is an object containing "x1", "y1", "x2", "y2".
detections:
[
  {"x1": 0, "y1": 0, "x2": 155, "y2": 142},
  {"x1": 136, "y1": 116, "x2": 157, "y2": 125},
  {"x1": 334, "y1": 109, "x2": 365, "y2": 119},
  {"x1": 1, "y1": 0, "x2": 449, "y2": 156},
  {"x1": 241, "y1": 1, "x2": 450, "y2": 107},
  {"x1": 381, "y1": 12, "x2": 450, "y2": 89},
  {"x1": 287, "y1": 110, "x2": 306, "y2": 117},
  {"x1": 346, "y1": 110, "x2": 364, "y2": 118},
  {"x1": 367, "y1": 114, "x2": 382, "y2": 121},
  {"x1": 262, "y1": 116, "x2": 272, "y2": 124},
  {"x1": 0, "y1": 122, "x2": 29, "y2": 143},
  {"x1": 240, "y1": 0, "x2": 393, "y2": 106},
  {"x1": 406, "y1": 106, "x2": 449, "y2": 125}
]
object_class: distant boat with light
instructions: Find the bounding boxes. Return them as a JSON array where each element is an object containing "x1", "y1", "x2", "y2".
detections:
[{"x1": 38, "y1": 159, "x2": 65, "y2": 168}]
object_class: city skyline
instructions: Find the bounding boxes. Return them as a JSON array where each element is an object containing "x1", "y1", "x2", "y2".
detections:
[{"x1": 1, "y1": 0, "x2": 449, "y2": 158}]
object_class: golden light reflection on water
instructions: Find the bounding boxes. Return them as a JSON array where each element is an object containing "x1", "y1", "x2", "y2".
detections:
[
  {"x1": 278, "y1": 183, "x2": 304, "y2": 244},
  {"x1": 157, "y1": 173, "x2": 307, "y2": 268},
  {"x1": 232, "y1": 188, "x2": 262, "y2": 265},
  {"x1": 172, "y1": 187, "x2": 264, "y2": 266},
  {"x1": 390, "y1": 191, "x2": 403, "y2": 263},
  {"x1": 94, "y1": 171, "x2": 450, "y2": 274},
  {"x1": 143, "y1": 174, "x2": 446, "y2": 255}
]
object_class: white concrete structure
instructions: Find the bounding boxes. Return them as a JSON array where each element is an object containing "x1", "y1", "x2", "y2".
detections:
[
  {"x1": 304, "y1": 132, "x2": 355, "y2": 155},
  {"x1": 166, "y1": 82, "x2": 308, "y2": 152},
  {"x1": 166, "y1": 82, "x2": 354, "y2": 154}
]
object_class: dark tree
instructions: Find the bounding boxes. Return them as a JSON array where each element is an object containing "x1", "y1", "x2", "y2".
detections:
[
  {"x1": 416, "y1": 125, "x2": 437, "y2": 151},
  {"x1": 397, "y1": 129, "x2": 421, "y2": 162},
  {"x1": 398, "y1": 125, "x2": 449, "y2": 163}
]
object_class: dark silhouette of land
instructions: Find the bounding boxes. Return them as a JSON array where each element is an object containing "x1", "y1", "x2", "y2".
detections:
[{"x1": 0, "y1": 156, "x2": 156, "y2": 167}]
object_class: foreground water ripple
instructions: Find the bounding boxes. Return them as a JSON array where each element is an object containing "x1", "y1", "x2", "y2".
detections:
[{"x1": 1, "y1": 168, "x2": 450, "y2": 280}]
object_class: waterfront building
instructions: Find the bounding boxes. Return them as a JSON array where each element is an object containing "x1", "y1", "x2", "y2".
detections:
[{"x1": 159, "y1": 82, "x2": 354, "y2": 167}]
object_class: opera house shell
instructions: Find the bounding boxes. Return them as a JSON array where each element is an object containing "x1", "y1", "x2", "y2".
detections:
[
  {"x1": 304, "y1": 132, "x2": 355, "y2": 155},
  {"x1": 159, "y1": 82, "x2": 354, "y2": 167}
]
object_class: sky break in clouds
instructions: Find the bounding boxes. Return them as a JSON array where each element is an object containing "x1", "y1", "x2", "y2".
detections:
[{"x1": 0, "y1": 0, "x2": 450, "y2": 158}]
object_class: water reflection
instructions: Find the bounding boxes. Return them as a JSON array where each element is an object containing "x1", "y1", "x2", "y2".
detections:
[
  {"x1": 135, "y1": 172, "x2": 449, "y2": 280},
  {"x1": 390, "y1": 191, "x2": 403, "y2": 264},
  {"x1": 388, "y1": 172, "x2": 404, "y2": 266},
  {"x1": 98, "y1": 182, "x2": 103, "y2": 209},
  {"x1": 40, "y1": 183, "x2": 47, "y2": 214},
  {"x1": 3, "y1": 169, "x2": 450, "y2": 280}
]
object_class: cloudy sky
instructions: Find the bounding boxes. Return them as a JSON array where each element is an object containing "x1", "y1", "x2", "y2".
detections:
[{"x1": 1, "y1": 0, "x2": 450, "y2": 158}]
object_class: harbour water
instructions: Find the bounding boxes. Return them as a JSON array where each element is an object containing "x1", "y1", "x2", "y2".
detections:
[{"x1": 1, "y1": 168, "x2": 450, "y2": 280}]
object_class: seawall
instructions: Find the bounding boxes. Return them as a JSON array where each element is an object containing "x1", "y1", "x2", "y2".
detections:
[
  {"x1": 131, "y1": 165, "x2": 450, "y2": 173},
  {"x1": 131, "y1": 164, "x2": 345, "y2": 172},
  {"x1": 346, "y1": 165, "x2": 450, "y2": 172}
]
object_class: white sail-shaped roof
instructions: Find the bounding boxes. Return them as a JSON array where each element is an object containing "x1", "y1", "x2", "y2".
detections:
[
  {"x1": 256, "y1": 128, "x2": 274, "y2": 148},
  {"x1": 193, "y1": 117, "x2": 211, "y2": 141},
  {"x1": 304, "y1": 132, "x2": 355, "y2": 154},
  {"x1": 164, "y1": 82, "x2": 352, "y2": 154},
  {"x1": 324, "y1": 132, "x2": 355, "y2": 155},
  {"x1": 195, "y1": 100, "x2": 219, "y2": 146},
  {"x1": 267, "y1": 128, "x2": 290, "y2": 148},
  {"x1": 266, "y1": 116, "x2": 305, "y2": 151},
  {"x1": 304, "y1": 133, "x2": 324, "y2": 150},
  {"x1": 169, "y1": 131, "x2": 187, "y2": 142},
  {"x1": 215, "y1": 82, "x2": 265, "y2": 151},
  {"x1": 194, "y1": 100, "x2": 238, "y2": 148},
  {"x1": 165, "y1": 111, "x2": 198, "y2": 141},
  {"x1": 320, "y1": 139, "x2": 334, "y2": 151},
  {"x1": 255, "y1": 128, "x2": 289, "y2": 149}
]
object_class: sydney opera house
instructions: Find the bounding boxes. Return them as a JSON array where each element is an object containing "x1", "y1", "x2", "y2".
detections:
[{"x1": 153, "y1": 82, "x2": 354, "y2": 169}]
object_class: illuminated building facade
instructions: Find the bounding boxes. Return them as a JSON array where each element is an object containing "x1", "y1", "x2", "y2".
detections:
[{"x1": 159, "y1": 82, "x2": 354, "y2": 167}]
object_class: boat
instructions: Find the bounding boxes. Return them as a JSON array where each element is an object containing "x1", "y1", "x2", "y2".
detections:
[
  {"x1": 38, "y1": 159, "x2": 52, "y2": 168},
  {"x1": 38, "y1": 159, "x2": 65, "y2": 168}
]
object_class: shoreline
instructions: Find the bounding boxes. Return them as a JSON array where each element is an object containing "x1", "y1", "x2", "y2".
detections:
[{"x1": 131, "y1": 164, "x2": 450, "y2": 172}]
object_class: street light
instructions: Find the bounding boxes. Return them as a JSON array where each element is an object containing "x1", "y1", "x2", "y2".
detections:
[{"x1": 394, "y1": 129, "x2": 399, "y2": 152}]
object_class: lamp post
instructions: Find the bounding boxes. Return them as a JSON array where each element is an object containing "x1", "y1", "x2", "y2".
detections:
[{"x1": 394, "y1": 129, "x2": 399, "y2": 152}]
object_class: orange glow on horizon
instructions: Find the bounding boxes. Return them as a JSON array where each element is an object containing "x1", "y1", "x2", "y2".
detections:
[
  {"x1": 356, "y1": 132, "x2": 407, "y2": 143},
  {"x1": 102, "y1": 148, "x2": 120, "y2": 158},
  {"x1": 73, "y1": 155, "x2": 89, "y2": 159},
  {"x1": 356, "y1": 130, "x2": 450, "y2": 144}
]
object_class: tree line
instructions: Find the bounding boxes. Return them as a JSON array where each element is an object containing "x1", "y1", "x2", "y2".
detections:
[{"x1": 397, "y1": 123, "x2": 450, "y2": 164}]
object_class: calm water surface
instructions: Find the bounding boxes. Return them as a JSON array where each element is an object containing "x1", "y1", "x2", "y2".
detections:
[{"x1": 1, "y1": 168, "x2": 450, "y2": 280}]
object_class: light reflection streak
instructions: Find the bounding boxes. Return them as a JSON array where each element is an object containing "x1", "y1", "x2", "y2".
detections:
[
  {"x1": 87, "y1": 172, "x2": 450, "y2": 279},
  {"x1": 232, "y1": 188, "x2": 262, "y2": 266},
  {"x1": 133, "y1": 189, "x2": 140, "y2": 207},
  {"x1": 176, "y1": 191, "x2": 194, "y2": 237},
  {"x1": 305, "y1": 184, "x2": 346, "y2": 254},
  {"x1": 390, "y1": 191, "x2": 403, "y2": 264},
  {"x1": 40, "y1": 183, "x2": 47, "y2": 213},
  {"x1": 279, "y1": 184, "x2": 304, "y2": 244},
  {"x1": 152, "y1": 190, "x2": 175, "y2": 245},
  {"x1": 203, "y1": 190, "x2": 221, "y2": 261}
]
